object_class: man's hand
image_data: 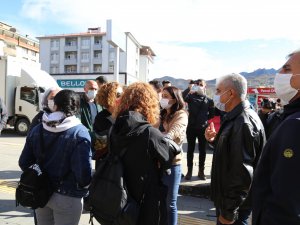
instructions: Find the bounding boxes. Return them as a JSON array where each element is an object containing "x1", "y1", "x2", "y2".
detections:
[
  {"x1": 205, "y1": 122, "x2": 217, "y2": 142},
  {"x1": 218, "y1": 215, "x2": 234, "y2": 224},
  {"x1": 188, "y1": 84, "x2": 195, "y2": 93}
]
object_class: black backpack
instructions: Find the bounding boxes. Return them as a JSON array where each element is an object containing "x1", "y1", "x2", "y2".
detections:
[
  {"x1": 89, "y1": 126, "x2": 150, "y2": 225},
  {"x1": 16, "y1": 126, "x2": 58, "y2": 209}
]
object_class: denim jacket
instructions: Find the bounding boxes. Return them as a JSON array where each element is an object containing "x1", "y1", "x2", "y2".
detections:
[{"x1": 19, "y1": 118, "x2": 92, "y2": 198}]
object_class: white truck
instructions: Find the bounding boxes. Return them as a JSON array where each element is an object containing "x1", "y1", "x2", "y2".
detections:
[{"x1": 0, "y1": 56, "x2": 59, "y2": 135}]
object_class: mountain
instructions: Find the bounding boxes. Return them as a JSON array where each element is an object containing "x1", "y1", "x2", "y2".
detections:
[
  {"x1": 154, "y1": 68, "x2": 278, "y2": 90},
  {"x1": 240, "y1": 68, "x2": 278, "y2": 78}
]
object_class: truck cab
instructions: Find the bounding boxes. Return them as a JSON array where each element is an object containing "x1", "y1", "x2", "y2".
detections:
[{"x1": 11, "y1": 86, "x2": 45, "y2": 135}]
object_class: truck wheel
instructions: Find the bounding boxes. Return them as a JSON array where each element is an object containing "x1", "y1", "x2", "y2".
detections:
[{"x1": 15, "y1": 119, "x2": 30, "y2": 136}]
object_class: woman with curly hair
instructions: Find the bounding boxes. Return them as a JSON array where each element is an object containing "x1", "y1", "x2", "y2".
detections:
[
  {"x1": 110, "y1": 82, "x2": 177, "y2": 225},
  {"x1": 160, "y1": 86, "x2": 188, "y2": 225},
  {"x1": 93, "y1": 82, "x2": 123, "y2": 164}
]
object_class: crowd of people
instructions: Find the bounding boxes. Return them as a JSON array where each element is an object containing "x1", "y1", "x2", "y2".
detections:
[{"x1": 12, "y1": 49, "x2": 300, "y2": 225}]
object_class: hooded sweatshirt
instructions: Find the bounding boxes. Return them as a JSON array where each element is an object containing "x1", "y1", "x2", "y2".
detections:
[
  {"x1": 110, "y1": 111, "x2": 174, "y2": 225},
  {"x1": 19, "y1": 111, "x2": 92, "y2": 198}
]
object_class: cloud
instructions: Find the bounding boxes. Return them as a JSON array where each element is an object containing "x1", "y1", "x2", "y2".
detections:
[
  {"x1": 18, "y1": 0, "x2": 300, "y2": 79},
  {"x1": 20, "y1": 0, "x2": 300, "y2": 42},
  {"x1": 150, "y1": 43, "x2": 226, "y2": 80}
]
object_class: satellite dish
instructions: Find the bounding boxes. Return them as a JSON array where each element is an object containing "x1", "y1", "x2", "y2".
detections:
[{"x1": 9, "y1": 27, "x2": 17, "y2": 32}]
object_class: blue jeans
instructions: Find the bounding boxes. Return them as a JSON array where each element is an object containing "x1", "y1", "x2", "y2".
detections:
[
  {"x1": 162, "y1": 164, "x2": 182, "y2": 225},
  {"x1": 216, "y1": 208, "x2": 251, "y2": 225}
]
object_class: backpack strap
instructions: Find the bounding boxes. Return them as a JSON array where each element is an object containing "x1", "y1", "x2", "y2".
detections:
[{"x1": 139, "y1": 126, "x2": 152, "y2": 205}]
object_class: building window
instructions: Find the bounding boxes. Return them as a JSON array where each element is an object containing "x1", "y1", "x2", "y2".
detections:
[
  {"x1": 109, "y1": 64, "x2": 114, "y2": 72},
  {"x1": 65, "y1": 51, "x2": 77, "y2": 60},
  {"x1": 51, "y1": 52, "x2": 59, "y2": 61},
  {"x1": 94, "y1": 50, "x2": 102, "y2": 58},
  {"x1": 81, "y1": 38, "x2": 90, "y2": 47},
  {"x1": 94, "y1": 37, "x2": 102, "y2": 45},
  {"x1": 22, "y1": 48, "x2": 28, "y2": 55},
  {"x1": 51, "y1": 39, "x2": 59, "y2": 48},
  {"x1": 65, "y1": 65, "x2": 77, "y2": 73},
  {"x1": 109, "y1": 52, "x2": 114, "y2": 62},
  {"x1": 50, "y1": 66, "x2": 59, "y2": 74},
  {"x1": 65, "y1": 38, "x2": 77, "y2": 46},
  {"x1": 81, "y1": 52, "x2": 89, "y2": 60},
  {"x1": 94, "y1": 64, "x2": 102, "y2": 72},
  {"x1": 81, "y1": 66, "x2": 89, "y2": 73}
]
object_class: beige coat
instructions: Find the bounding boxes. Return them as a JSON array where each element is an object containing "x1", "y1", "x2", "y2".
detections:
[{"x1": 162, "y1": 109, "x2": 188, "y2": 165}]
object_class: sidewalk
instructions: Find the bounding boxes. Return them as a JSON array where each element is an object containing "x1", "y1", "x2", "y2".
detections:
[
  {"x1": 179, "y1": 142, "x2": 213, "y2": 198},
  {"x1": 0, "y1": 131, "x2": 217, "y2": 224},
  {"x1": 0, "y1": 183, "x2": 216, "y2": 225}
]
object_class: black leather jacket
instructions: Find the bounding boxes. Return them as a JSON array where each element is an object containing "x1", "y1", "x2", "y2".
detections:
[
  {"x1": 211, "y1": 101, "x2": 266, "y2": 221},
  {"x1": 182, "y1": 88, "x2": 214, "y2": 129}
]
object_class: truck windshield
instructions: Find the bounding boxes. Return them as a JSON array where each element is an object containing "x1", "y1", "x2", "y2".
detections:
[{"x1": 20, "y1": 87, "x2": 38, "y2": 105}]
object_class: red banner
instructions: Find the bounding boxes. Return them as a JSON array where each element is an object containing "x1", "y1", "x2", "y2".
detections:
[{"x1": 247, "y1": 87, "x2": 275, "y2": 94}]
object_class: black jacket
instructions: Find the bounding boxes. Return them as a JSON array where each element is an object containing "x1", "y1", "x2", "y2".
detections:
[
  {"x1": 211, "y1": 101, "x2": 266, "y2": 221},
  {"x1": 28, "y1": 108, "x2": 53, "y2": 133},
  {"x1": 93, "y1": 109, "x2": 113, "y2": 134},
  {"x1": 183, "y1": 89, "x2": 214, "y2": 129},
  {"x1": 265, "y1": 98, "x2": 300, "y2": 139},
  {"x1": 252, "y1": 101, "x2": 300, "y2": 225},
  {"x1": 110, "y1": 111, "x2": 175, "y2": 225}
]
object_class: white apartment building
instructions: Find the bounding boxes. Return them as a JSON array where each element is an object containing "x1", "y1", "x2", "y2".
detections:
[
  {"x1": 0, "y1": 22, "x2": 39, "y2": 62},
  {"x1": 38, "y1": 27, "x2": 155, "y2": 91}
]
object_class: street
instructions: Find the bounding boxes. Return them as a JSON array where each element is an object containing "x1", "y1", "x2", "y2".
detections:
[{"x1": 0, "y1": 129, "x2": 216, "y2": 224}]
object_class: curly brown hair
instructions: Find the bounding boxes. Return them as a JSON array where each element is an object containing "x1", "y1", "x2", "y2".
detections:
[
  {"x1": 113, "y1": 82, "x2": 160, "y2": 125},
  {"x1": 96, "y1": 82, "x2": 121, "y2": 109}
]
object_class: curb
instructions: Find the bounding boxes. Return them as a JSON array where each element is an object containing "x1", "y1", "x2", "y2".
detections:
[{"x1": 179, "y1": 182, "x2": 211, "y2": 198}]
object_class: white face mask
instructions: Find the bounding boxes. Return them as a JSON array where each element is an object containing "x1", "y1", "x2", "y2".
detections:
[
  {"x1": 86, "y1": 90, "x2": 97, "y2": 100},
  {"x1": 160, "y1": 98, "x2": 172, "y2": 109},
  {"x1": 48, "y1": 99, "x2": 55, "y2": 112},
  {"x1": 191, "y1": 85, "x2": 200, "y2": 92},
  {"x1": 213, "y1": 90, "x2": 231, "y2": 111},
  {"x1": 274, "y1": 73, "x2": 299, "y2": 105}
]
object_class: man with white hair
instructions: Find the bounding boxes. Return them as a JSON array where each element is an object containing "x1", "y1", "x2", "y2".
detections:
[{"x1": 205, "y1": 73, "x2": 266, "y2": 225}]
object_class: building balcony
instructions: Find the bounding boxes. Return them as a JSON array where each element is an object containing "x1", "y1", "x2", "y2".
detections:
[
  {"x1": 51, "y1": 46, "x2": 59, "y2": 51},
  {"x1": 50, "y1": 59, "x2": 59, "y2": 64},
  {"x1": 65, "y1": 70, "x2": 77, "y2": 74},
  {"x1": 64, "y1": 45, "x2": 77, "y2": 51},
  {"x1": 64, "y1": 58, "x2": 77, "y2": 65},
  {"x1": 93, "y1": 57, "x2": 102, "y2": 64},
  {"x1": 93, "y1": 43, "x2": 102, "y2": 50}
]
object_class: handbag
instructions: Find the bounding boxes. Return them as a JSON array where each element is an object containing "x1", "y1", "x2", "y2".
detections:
[
  {"x1": 16, "y1": 126, "x2": 59, "y2": 209},
  {"x1": 164, "y1": 136, "x2": 182, "y2": 155}
]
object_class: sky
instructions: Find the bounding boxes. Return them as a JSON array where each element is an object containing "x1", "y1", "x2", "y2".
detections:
[{"x1": 1, "y1": 0, "x2": 300, "y2": 80}]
